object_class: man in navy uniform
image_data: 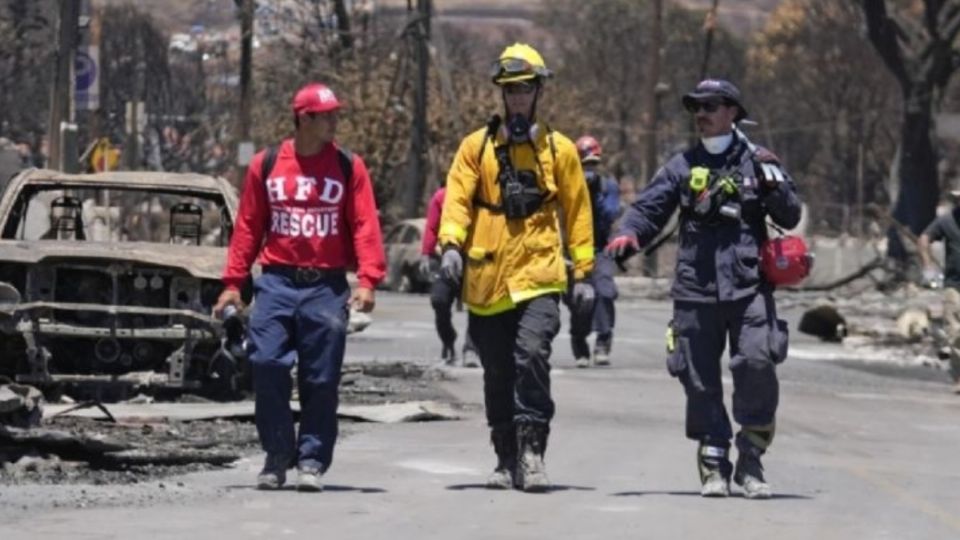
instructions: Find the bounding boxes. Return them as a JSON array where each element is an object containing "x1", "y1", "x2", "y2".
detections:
[{"x1": 606, "y1": 79, "x2": 801, "y2": 499}]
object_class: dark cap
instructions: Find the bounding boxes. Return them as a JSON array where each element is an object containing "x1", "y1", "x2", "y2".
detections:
[{"x1": 682, "y1": 79, "x2": 747, "y2": 122}]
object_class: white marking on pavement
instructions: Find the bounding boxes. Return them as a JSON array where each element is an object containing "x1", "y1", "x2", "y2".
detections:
[
  {"x1": 395, "y1": 460, "x2": 480, "y2": 475},
  {"x1": 836, "y1": 392, "x2": 960, "y2": 407},
  {"x1": 593, "y1": 505, "x2": 642, "y2": 513},
  {"x1": 614, "y1": 336, "x2": 663, "y2": 345}
]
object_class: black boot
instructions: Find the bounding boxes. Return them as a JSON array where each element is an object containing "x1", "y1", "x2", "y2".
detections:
[
  {"x1": 572, "y1": 336, "x2": 590, "y2": 368},
  {"x1": 516, "y1": 423, "x2": 550, "y2": 492},
  {"x1": 593, "y1": 333, "x2": 612, "y2": 366},
  {"x1": 441, "y1": 341, "x2": 457, "y2": 365},
  {"x1": 734, "y1": 431, "x2": 772, "y2": 499},
  {"x1": 485, "y1": 425, "x2": 516, "y2": 489}
]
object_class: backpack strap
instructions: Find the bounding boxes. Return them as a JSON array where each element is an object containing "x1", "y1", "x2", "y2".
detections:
[
  {"x1": 546, "y1": 127, "x2": 557, "y2": 164},
  {"x1": 260, "y1": 145, "x2": 279, "y2": 180},
  {"x1": 337, "y1": 146, "x2": 354, "y2": 182},
  {"x1": 261, "y1": 144, "x2": 353, "y2": 182}
]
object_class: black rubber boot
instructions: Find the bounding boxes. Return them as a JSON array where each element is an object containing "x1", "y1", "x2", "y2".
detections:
[
  {"x1": 734, "y1": 432, "x2": 772, "y2": 499},
  {"x1": 516, "y1": 423, "x2": 550, "y2": 492},
  {"x1": 572, "y1": 336, "x2": 590, "y2": 368},
  {"x1": 441, "y1": 341, "x2": 457, "y2": 365},
  {"x1": 485, "y1": 425, "x2": 516, "y2": 489},
  {"x1": 593, "y1": 334, "x2": 612, "y2": 366}
]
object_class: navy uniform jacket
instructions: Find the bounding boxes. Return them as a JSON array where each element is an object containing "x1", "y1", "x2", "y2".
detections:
[
  {"x1": 586, "y1": 170, "x2": 621, "y2": 251},
  {"x1": 617, "y1": 139, "x2": 801, "y2": 303}
]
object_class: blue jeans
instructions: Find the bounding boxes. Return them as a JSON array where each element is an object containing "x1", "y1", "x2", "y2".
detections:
[
  {"x1": 591, "y1": 252, "x2": 618, "y2": 345},
  {"x1": 246, "y1": 270, "x2": 349, "y2": 472},
  {"x1": 566, "y1": 252, "x2": 618, "y2": 349}
]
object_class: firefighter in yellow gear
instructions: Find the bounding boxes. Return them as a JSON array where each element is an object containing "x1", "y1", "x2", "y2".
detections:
[{"x1": 438, "y1": 42, "x2": 595, "y2": 492}]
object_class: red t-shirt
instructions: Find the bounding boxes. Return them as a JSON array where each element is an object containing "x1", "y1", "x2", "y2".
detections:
[
  {"x1": 420, "y1": 187, "x2": 445, "y2": 256},
  {"x1": 223, "y1": 139, "x2": 386, "y2": 290}
]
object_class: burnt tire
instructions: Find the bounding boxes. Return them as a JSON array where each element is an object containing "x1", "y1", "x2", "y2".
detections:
[{"x1": 204, "y1": 348, "x2": 252, "y2": 401}]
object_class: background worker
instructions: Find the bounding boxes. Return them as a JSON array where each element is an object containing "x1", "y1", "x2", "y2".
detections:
[
  {"x1": 439, "y1": 43, "x2": 595, "y2": 492},
  {"x1": 419, "y1": 181, "x2": 479, "y2": 367},
  {"x1": 606, "y1": 79, "x2": 801, "y2": 499},
  {"x1": 567, "y1": 135, "x2": 621, "y2": 368},
  {"x1": 917, "y1": 189, "x2": 960, "y2": 392},
  {"x1": 214, "y1": 82, "x2": 385, "y2": 492}
]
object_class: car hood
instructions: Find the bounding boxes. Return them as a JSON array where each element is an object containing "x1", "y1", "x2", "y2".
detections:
[{"x1": 0, "y1": 240, "x2": 226, "y2": 279}]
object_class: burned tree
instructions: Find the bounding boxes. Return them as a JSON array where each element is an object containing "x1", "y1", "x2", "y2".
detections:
[{"x1": 861, "y1": 0, "x2": 960, "y2": 259}]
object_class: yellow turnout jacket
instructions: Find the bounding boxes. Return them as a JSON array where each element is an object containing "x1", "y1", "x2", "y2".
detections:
[{"x1": 439, "y1": 124, "x2": 594, "y2": 315}]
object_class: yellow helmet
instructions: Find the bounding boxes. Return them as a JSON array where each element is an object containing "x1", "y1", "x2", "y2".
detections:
[{"x1": 490, "y1": 43, "x2": 553, "y2": 85}]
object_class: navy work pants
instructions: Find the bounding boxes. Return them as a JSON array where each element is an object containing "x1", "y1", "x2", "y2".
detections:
[
  {"x1": 246, "y1": 270, "x2": 349, "y2": 472},
  {"x1": 468, "y1": 294, "x2": 561, "y2": 429},
  {"x1": 567, "y1": 252, "x2": 618, "y2": 348},
  {"x1": 429, "y1": 273, "x2": 477, "y2": 353},
  {"x1": 669, "y1": 291, "x2": 784, "y2": 448}
]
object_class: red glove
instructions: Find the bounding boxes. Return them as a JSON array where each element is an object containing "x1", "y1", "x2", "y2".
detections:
[{"x1": 604, "y1": 235, "x2": 640, "y2": 258}]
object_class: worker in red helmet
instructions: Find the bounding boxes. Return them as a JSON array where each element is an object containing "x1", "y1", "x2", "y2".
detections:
[
  {"x1": 419, "y1": 178, "x2": 480, "y2": 367},
  {"x1": 214, "y1": 82, "x2": 386, "y2": 492},
  {"x1": 565, "y1": 135, "x2": 621, "y2": 368},
  {"x1": 605, "y1": 79, "x2": 801, "y2": 499}
]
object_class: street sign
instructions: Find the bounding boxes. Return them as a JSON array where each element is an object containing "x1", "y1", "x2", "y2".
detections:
[
  {"x1": 237, "y1": 141, "x2": 255, "y2": 166},
  {"x1": 90, "y1": 137, "x2": 119, "y2": 172},
  {"x1": 76, "y1": 46, "x2": 100, "y2": 111}
]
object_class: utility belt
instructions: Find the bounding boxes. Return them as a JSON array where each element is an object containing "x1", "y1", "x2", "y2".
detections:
[
  {"x1": 474, "y1": 142, "x2": 550, "y2": 219},
  {"x1": 263, "y1": 265, "x2": 345, "y2": 285}
]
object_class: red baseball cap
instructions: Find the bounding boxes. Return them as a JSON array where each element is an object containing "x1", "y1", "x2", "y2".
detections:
[{"x1": 291, "y1": 83, "x2": 342, "y2": 115}]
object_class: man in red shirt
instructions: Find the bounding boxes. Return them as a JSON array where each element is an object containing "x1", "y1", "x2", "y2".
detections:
[
  {"x1": 419, "y1": 182, "x2": 478, "y2": 366},
  {"x1": 213, "y1": 83, "x2": 385, "y2": 492}
]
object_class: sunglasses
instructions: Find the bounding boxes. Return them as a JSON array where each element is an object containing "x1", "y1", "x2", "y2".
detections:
[
  {"x1": 685, "y1": 99, "x2": 728, "y2": 114},
  {"x1": 305, "y1": 111, "x2": 338, "y2": 120},
  {"x1": 502, "y1": 82, "x2": 538, "y2": 95}
]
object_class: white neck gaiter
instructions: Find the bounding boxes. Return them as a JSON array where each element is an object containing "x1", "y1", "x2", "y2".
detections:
[{"x1": 701, "y1": 132, "x2": 734, "y2": 154}]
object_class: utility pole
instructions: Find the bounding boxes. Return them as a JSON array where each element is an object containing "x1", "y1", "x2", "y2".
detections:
[
  {"x1": 332, "y1": 0, "x2": 354, "y2": 50},
  {"x1": 642, "y1": 0, "x2": 664, "y2": 277},
  {"x1": 236, "y1": 0, "x2": 254, "y2": 142},
  {"x1": 641, "y1": 0, "x2": 663, "y2": 185},
  {"x1": 401, "y1": 0, "x2": 431, "y2": 219},
  {"x1": 699, "y1": 0, "x2": 720, "y2": 81},
  {"x1": 47, "y1": 0, "x2": 81, "y2": 171},
  {"x1": 690, "y1": 0, "x2": 720, "y2": 145}
]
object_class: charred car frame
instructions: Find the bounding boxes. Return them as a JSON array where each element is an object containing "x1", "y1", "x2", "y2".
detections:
[{"x1": 0, "y1": 169, "x2": 248, "y2": 398}]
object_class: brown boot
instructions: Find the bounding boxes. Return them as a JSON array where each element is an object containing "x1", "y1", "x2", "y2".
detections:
[{"x1": 516, "y1": 423, "x2": 550, "y2": 493}]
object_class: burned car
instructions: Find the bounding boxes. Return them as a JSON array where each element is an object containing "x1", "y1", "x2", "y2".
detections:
[
  {"x1": 381, "y1": 218, "x2": 431, "y2": 293},
  {"x1": 0, "y1": 168, "x2": 247, "y2": 397}
]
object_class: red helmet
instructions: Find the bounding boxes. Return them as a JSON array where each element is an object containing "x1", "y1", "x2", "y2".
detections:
[
  {"x1": 291, "y1": 83, "x2": 342, "y2": 115},
  {"x1": 575, "y1": 135, "x2": 602, "y2": 163},
  {"x1": 761, "y1": 235, "x2": 813, "y2": 286}
]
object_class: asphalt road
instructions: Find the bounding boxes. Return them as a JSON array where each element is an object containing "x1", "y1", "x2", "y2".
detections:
[{"x1": 2, "y1": 291, "x2": 959, "y2": 539}]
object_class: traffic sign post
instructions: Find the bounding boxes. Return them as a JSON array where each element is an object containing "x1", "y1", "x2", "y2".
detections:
[{"x1": 75, "y1": 45, "x2": 100, "y2": 111}]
